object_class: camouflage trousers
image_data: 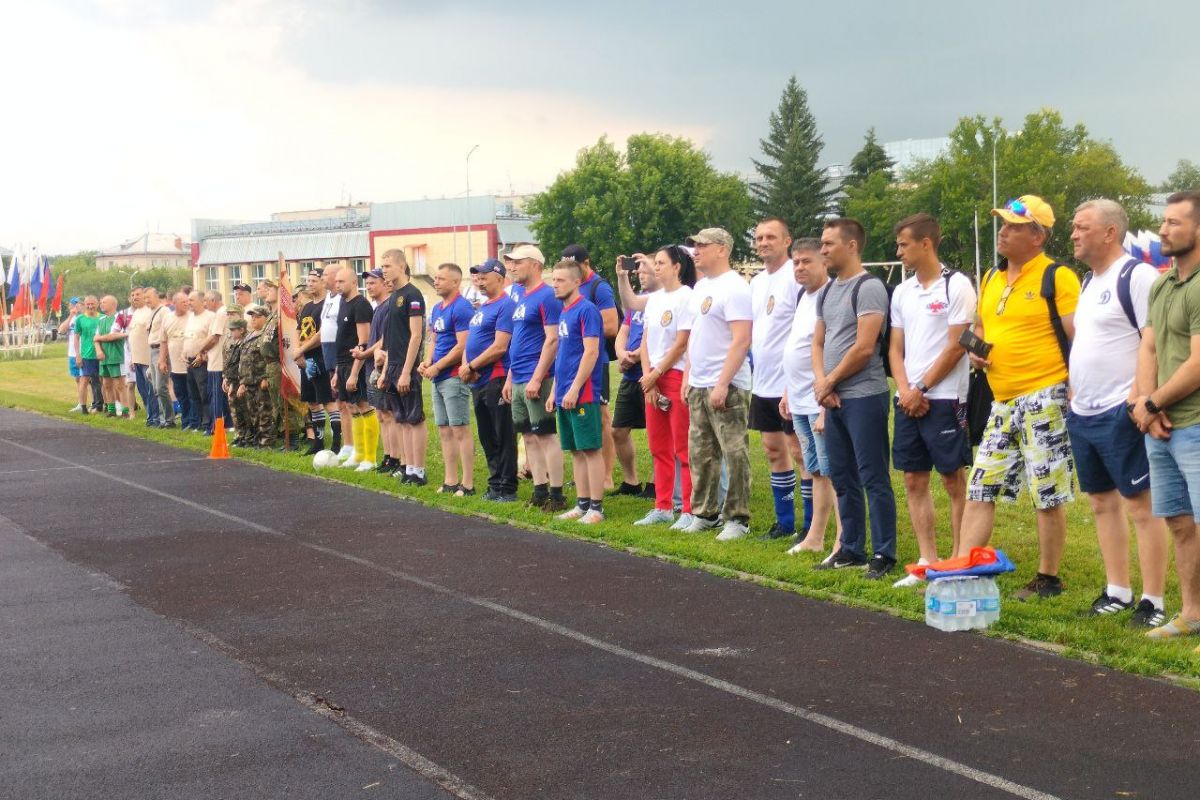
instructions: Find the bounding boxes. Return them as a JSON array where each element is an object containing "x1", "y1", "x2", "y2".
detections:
[
  {"x1": 243, "y1": 386, "x2": 276, "y2": 446},
  {"x1": 266, "y1": 367, "x2": 304, "y2": 439},
  {"x1": 228, "y1": 390, "x2": 249, "y2": 438}
]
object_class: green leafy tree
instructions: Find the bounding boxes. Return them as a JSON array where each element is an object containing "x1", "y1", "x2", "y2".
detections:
[
  {"x1": 528, "y1": 133, "x2": 754, "y2": 279},
  {"x1": 751, "y1": 76, "x2": 832, "y2": 237},
  {"x1": 843, "y1": 109, "x2": 1152, "y2": 275},
  {"x1": 1160, "y1": 158, "x2": 1200, "y2": 192},
  {"x1": 51, "y1": 251, "x2": 190, "y2": 312},
  {"x1": 843, "y1": 127, "x2": 895, "y2": 191}
]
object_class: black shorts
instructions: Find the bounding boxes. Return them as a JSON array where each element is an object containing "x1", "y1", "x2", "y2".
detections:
[
  {"x1": 336, "y1": 362, "x2": 368, "y2": 405},
  {"x1": 612, "y1": 378, "x2": 646, "y2": 430},
  {"x1": 300, "y1": 359, "x2": 334, "y2": 405},
  {"x1": 600, "y1": 368, "x2": 611, "y2": 405},
  {"x1": 748, "y1": 393, "x2": 794, "y2": 434},
  {"x1": 892, "y1": 397, "x2": 972, "y2": 475},
  {"x1": 383, "y1": 365, "x2": 425, "y2": 425}
]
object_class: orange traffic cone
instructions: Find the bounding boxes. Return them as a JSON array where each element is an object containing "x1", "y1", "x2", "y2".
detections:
[{"x1": 209, "y1": 417, "x2": 230, "y2": 459}]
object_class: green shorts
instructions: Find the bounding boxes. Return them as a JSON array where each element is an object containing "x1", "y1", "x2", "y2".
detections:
[
  {"x1": 557, "y1": 402, "x2": 602, "y2": 452},
  {"x1": 512, "y1": 380, "x2": 557, "y2": 435},
  {"x1": 99, "y1": 363, "x2": 123, "y2": 379}
]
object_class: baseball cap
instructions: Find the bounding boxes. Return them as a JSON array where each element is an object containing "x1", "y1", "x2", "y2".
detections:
[
  {"x1": 504, "y1": 244, "x2": 545, "y2": 264},
  {"x1": 361, "y1": 268, "x2": 384, "y2": 281},
  {"x1": 226, "y1": 303, "x2": 243, "y2": 315},
  {"x1": 232, "y1": 281, "x2": 252, "y2": 292},
  {"x1": 228, "y1": 318, "x2": 247, "y2": 330},
  {"x1": 244, "y1": 304, "x2": 268, "y2": 317},
  {"x1": 259, "y1": 278, "x2": 279, "y2": 289},
  {"x1": 689, "y1": 228, "x2": 735, "y2": 248},
  {"x1": 470, "y1": 259, "x2": 506, "y2": 277},
  {"x1": 307, "y1": 267, "x2": 324, "y2": 279},
  {"x1": 561, "y1": 244, "x2": 590, "y2": 263},
  {"x1": 992, "y1": 195, "x2": 1055, "y2": 228}
]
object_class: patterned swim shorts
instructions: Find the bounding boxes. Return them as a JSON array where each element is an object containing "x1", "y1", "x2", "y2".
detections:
[{"x1": 967, "y1": 382, "x2": 1075, "y2": 509}]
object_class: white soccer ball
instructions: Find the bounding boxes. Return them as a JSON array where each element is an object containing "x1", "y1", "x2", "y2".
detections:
[{"x1": 312, "y1": 449, "x2": 338, "y2": 469}]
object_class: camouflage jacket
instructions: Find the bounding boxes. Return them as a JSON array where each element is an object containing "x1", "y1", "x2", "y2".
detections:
[
  {"x1": 239, "y1": 329, "x2": 268, "y2": 387},
  {"x1": 260, "y1": 312, "x2": 282, "y2": 372},
  {"x1": 224, "y1": 337, "x2": 245, "y2": 381}
]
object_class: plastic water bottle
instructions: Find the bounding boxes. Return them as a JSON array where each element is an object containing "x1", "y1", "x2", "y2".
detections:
[
  {"x1": 926, "y1": 577, "x2": 1000, "y2": 631},
  {"x1": 979, "y1": 577, "x2": 1001, "y2": 627}
]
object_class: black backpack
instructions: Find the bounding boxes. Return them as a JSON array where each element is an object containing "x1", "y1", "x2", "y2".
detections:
[
  {"x1": 817, "y1": 271, "x2": 894, "y2": 376},
  {"x1": 966, "y1": 261, "x2": 1071, "y2": 446}
]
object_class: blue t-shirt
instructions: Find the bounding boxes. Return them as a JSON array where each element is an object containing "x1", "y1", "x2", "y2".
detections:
[
  {"x1": 429, "y1": 294, "x2": 474, "y2": 384},
  {"x1": 464, "y1": 293, "x2": 516, "y2": 389},
  {"x1": 554, "y1": 296, "x2": 604, "y2": 406},
  {"x1": 508, "y1": 282, "x2": 562, "y2": 384},
  {"x1": 621, "y1": 307, "x2": 645, "y2": 383},
  {"x1": 368, "y1": 299, "x2": 391, "y2": 348}
]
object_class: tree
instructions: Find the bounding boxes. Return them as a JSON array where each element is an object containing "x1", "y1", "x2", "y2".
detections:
[
  {"x1": 842, "y1": 109, "x2": 1152, "y2": 276},
  {"x1": 528, "y1": 133, "x2": 754, "y2": 279},
  {"x1": 1160, "y1": 159, "x2": 1200, "y2": 192},
  {"x1": 843, "y1": 127, "x2": 895, "y2": 191},
  {"x1": 751, "y1": 76, "x2": 833, "y2": 238},
  {"x1": 51, "y1": 251, "x2": 191, "y2": 311}
]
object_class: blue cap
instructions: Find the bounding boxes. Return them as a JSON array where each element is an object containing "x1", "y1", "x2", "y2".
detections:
[
  {"x1": 361, "y1": 268, "x2": 384, "y2": 280},
  {"x1": 470, "y1": 258, "x2": 506, "y2": 277}
]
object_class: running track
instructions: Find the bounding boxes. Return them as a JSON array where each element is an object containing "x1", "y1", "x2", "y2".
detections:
[{"x1": 1, "y1": 408, "x2": 1197, "y2": 799}]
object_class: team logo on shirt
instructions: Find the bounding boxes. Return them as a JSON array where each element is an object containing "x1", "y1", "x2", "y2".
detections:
[
  {"x1": 1023, "y1": 291, "x2": 1035, "y2": 301},
  {"x1": 433, "y1": 316, "x2": 446, "y2": 332},
  {"x1": 766, "y1": 296, "x2": 776, "y2": 314},
  {"x1": 926, "y1": 300, "x2": 947, "y2": 314},
  {"x1": 701, "y1": 297, "x2": 713, "y2": 314},
  {"x1": 631, "y1": 310, "x2": 644, "y2": 325},
  {"x1": 557, "y1": 320, "x2": 569, "y2": 338},
  {"x1": 513, "y1": 303, "x2": 528, "y2": 321},
  {"x1": 660, "y1": 310, "x2": 673, "y2": 327},
  {"x1": 1099, "y1": 290, "x2": 1112, "y2": 305},
  {"x1": 470, "y1": 311, "x2": 484, "y2": 327}
]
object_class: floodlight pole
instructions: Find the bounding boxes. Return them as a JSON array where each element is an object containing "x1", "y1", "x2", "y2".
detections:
[{"x1": 465, "y1": 144, "x2": 480, "y2": 267}]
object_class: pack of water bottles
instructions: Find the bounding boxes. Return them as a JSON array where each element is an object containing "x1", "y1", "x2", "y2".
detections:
[{"x1": 925, "y1": 576, "x2": 1001, "y2": 631}]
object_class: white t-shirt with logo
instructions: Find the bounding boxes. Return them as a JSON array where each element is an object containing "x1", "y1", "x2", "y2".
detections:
[
  {"x1": 750, "y1": 261, "x2": 801, "y2": 398},
  {"x1": 319, "y1": 291, "x2": 341, "y2": 343},
  {"x1": 1069, "y1": 257, "x2": 1158, "y2": 416},
  {"x1": 682, "y1": 270, "x2": 753, "y2": 390},
  {"x1": 889, "y1": 269, "x2": 976, "y2": 401},
  {"x1": 782, "y1": 287, "x2": 822, "y2": 416},
  {"x1": 643, "y1": 285, "x2": 694, "y2": 370}
]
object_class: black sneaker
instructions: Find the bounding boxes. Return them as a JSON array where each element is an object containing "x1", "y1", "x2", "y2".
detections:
[
  {"x1": 398, "y1": 472, "x2": 416, "y2": 484},
  {"x1": 813, "y1": 549, "x2": 868, "y2": 571},
  {"x1": 482, "y1": 489, "x2": 517, "y2": 503},
  {"x1": 610, "y1": 482, "x2": 643, "y2": 497},
  {"x1": 375, "y1": 457, "x2": 397, "y2": 474},
  {"x1": 1130, "y1": 598, "x2": 1167, "y2": 628},
  {"x1": 863, "y1": 553, "x2": 897, "y2": 580},
  {"x1": 1088, "y1": 591, "x2": 1133, "y2": 617},
  {"x1": 409, "y1": 474, "x2": 428, "y2": 487},
  {"x1": 527, "y1": 494, "x2": 550, "y2": 510},
  {"x1": 761, "y1": 523, "x2": 795, "y2": 540},
  {"x1": 640, "y1": 482, "x2": 657, "y2": 499},
  {"x1": 1015, "y1": 574, "x2": 1063, "y2": 601}
]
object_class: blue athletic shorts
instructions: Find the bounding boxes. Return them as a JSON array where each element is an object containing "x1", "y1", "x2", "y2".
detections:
[
  {"x1": 892, "y1": 397, "x2": 972, "y2": 475},
  {"x1": 1066, "y1": 403, "x2": 1150, "y2": 497}
]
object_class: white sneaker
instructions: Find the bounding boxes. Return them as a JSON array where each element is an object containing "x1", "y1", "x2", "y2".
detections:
[
  {"x1": 354, "y1": 460, "x2": 375, "y2": 473},
  {"x1": 683, "y1": 515, "x2": 721, "y2": 534},
  {"x1": 715, "y1": 520, "x2": 750, "y2": 541},
  {"x1": 892, "y1": 558, "x2": 929, "y2": 588},
  {"x1": 820, "y1": 549, "x2": 837, "y2": 566},
  {"x1": 634, "y1": 509, "x2": 675, "y2": 526},
  {"x1": 579, "y1": 509, "x2": 605, "y2": 525},
  {"x1": 69, "y1": 404, "x2": 83, "y2": 413},
  {"x1": 557, "y1": 507, "x2": 586, "y2": 521},
  {"x1": 337, "y1": 446, "x2": 355, "y2": 462},
  {"x1": 670, "y1": 513, "x2": 696, "y2": 531},
  {"x1": 341, "y1": 456, "x2": 361, "y2": 468}
]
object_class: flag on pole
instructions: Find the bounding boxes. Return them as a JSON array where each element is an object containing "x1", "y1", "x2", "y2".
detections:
[
  {"x1": 36, "y1": 259, "x2": 51, "y2": 312},
  {"x1": 6, "y1": 253, "x2": 19, "y2": 299},
  {"x1": 275, "y1": 253, "x2": 302, "y2": 402},
  {"x1": 30, "y1": 255, "x2": 43, "y2": 306},
  {"x1": 51, "y1": 273, "x2": 65, "y2": 313}
]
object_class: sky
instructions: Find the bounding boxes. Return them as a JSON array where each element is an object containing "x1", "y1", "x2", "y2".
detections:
[{"x1": 3, "y1": 0, "x2": 1199, "y2": 254}]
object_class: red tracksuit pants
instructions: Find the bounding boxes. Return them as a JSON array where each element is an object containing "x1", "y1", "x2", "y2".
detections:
[{"x1": 645, "y1": 368, "x2": 691, "y2": 513}]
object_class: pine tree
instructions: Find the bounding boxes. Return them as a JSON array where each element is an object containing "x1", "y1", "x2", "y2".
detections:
[
  {"x1": 751, "y1": 76, "x2": 832, "y2": 237},
  {"x1": 844, "y1": 127, "x2": 895, "y2": 190}
]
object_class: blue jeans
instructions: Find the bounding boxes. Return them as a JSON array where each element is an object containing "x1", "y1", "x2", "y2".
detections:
[
  {"x1": 171, "y1": 373, "x2": 196, "y2": 429},
  {"x1": 133, "y1": 363, "x2": 161, "y2": 424},
  {"x1": 825, "y1": 392, "x2": 897, "y2": 560},
  {"x1": 1145, "y1": 424, "x2": 1200, "y2": 518},
  {"x1": 206, "y1": 370, "x2": 231, "y2": 433}
]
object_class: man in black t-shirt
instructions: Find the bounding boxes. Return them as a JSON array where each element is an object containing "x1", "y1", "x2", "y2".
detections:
[
  {"x1": 378, "y1": 248, "x2": 429, "y2": 485},
  {"x1": 295, "y1": 268, "x2": 339, "y2": 454},
  {"x1": 331, "y1": 267, "x2": 374, "y2": 469}
]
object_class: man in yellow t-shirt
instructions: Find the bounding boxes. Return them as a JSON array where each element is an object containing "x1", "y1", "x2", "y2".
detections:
[{"x1": 960, "y1": 194, "x2": 1081, "y2": 601}]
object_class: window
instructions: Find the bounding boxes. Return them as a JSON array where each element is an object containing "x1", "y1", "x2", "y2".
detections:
[
  {"x1": 227, "y1": 265, "x2": 242, "y2": 298},
  {"x1": 252, "y1": 263, "x2": 267, "y2": 283},
  {"x1": 351, "y1": 258, "x2": 367, "y2": 291},
  {"x1": 410, "y1": 246, "x2": 428, "y2": 275},
  {"x1": 206, "y1": 267, "x2": 220, "y2": 292}
]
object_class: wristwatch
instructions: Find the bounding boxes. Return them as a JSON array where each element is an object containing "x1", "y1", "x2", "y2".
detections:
[
  {"x1": 1145, "y1": 397, "x2": 1163, "y2": 414},
  {"x1": 915, "y1": 381, "x2": 929, "y2": 394}
]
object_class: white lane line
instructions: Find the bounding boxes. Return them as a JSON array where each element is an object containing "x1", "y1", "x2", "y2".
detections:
[
  {"x1": 0, "y1": 456, "x2": 209, "y2": 476},
  {"x1": 1, "y1": 437, "x2": 1062, "y2": 800}
]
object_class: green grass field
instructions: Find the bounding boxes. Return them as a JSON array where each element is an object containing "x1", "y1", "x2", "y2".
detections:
[{"x1": 4, "y1": 342, "x2": 1199, "y2": 685}]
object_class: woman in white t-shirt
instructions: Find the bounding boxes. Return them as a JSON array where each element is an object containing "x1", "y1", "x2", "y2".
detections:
[{"x1": 635, "y1": 245, "x2": 698, "y2": 529}]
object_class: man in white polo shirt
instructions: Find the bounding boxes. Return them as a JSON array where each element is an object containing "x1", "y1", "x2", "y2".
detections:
[
  {"x1": 887, "y1": 213, "x2": 976, "y2": 587},
  {"x1": 1069, "y1": 198, "x2": 1168, "y2": 627},
  {"x1": 682, "y1": 227, "x2": 754, "y2": 541},
  {"x1": 750, "y1": 218, "x2": 804, "y2": 540}
]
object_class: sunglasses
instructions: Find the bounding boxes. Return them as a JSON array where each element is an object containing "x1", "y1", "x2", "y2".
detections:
[
  {"x1": 996, "y1": 285, "x2": 1015, "y2": 316},
  {"x1": 1005, "y1": 198, "x2": 1034, "y2": 220}
]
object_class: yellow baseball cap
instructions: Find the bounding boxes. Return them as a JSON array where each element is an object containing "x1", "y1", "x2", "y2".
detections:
[{"x1": 992, "y1": 195, "x2": 1055, "y2": 228}]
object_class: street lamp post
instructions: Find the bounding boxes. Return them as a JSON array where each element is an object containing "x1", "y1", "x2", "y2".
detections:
[
  {"x1": 991, "y1": 130, "x2": 998, "y2": 267},
  {"x1": 465, "y1": 144, "x2": 480, "y2": 267}
]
